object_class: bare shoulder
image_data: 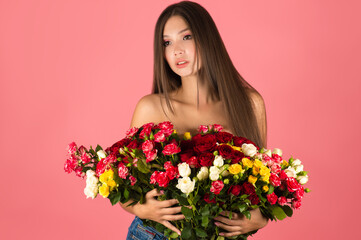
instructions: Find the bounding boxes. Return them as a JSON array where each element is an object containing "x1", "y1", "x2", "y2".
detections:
[{"x1": 130, "y1": 94, "x2": 166, "y2": 128}]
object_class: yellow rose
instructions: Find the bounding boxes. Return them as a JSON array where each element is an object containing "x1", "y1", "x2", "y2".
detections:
[
  {"x1": 254, "y1": 159, "x2": 263, "y2": 168},
  {"x1": 261, "y1": 173, "x2": 270, "y2": 183},
  {"x1": 260, "y1": 166, "x2": 271, "y2": 177},
  {"x1": 263, "y1": 185, "x2": 269, "y2": 192},
  {"x1": 99, "y1": 169, "x2": 114, "y2": 183},
  {"x1": 99, "y1": 184, "x2": 110, "y2": 198},
  {"x1": 184, "y1": 132, "x2": 191, "y2": 140},
  {"x1": 242, "y1": 158, "x2": 253, "y2": 168},
  {"x1": 248, "y1": 175, "x2": 258, "y2": 184},
  {"x1": 252, "y1": 167, "x2": 260, "y2": 176},
  {"x1": 107, "y1": 179, "x2": 117, "y2": 191},
  {"x1": 281, "y1": 160, "x2": 289, "y2": 168},
  {"x1": 230, "y1": 145, "x2": 242, "y2": 152},
  {"x1": 228, "y1": 164, "x2": 243, "y2": 175}
]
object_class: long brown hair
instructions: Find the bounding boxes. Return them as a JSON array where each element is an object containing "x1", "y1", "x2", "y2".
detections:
[{"x1": 152, "y1": 1, "x2": 265, "y2": 148}]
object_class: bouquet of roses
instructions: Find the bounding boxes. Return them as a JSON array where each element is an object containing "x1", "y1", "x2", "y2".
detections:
[{"x1": 65, "y1": 121, "x2": 310, "y2": 240}]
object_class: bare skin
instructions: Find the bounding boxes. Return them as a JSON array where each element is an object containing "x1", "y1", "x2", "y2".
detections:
[{"x1": 120, "y1": 15, "x2": 268, "y2": 237}]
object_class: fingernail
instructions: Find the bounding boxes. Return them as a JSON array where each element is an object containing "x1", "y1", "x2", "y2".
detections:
[
  {"x1": 215, "y1": 222, "x2": 219, "y2": 226},
  {"x1": 160, "y1": 190, "x2": 164, "y2": 194},
  {"x1": 219, "y1": 233, "x2": 224, "y2": 236}
]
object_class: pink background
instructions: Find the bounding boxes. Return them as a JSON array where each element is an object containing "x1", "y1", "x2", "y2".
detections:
[{"x1": 1, "y1": 0, "x2": 360, "y2": 239}]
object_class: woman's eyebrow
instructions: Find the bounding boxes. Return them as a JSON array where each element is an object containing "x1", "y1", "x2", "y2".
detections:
[{"x1": 163, "y1": 28, "x2": 190, "y2": 38}]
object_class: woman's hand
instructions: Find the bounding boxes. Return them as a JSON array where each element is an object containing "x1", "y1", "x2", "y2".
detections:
[
  {"x1": 133, "y1": 189, "x2": 185, "y2": 235},
  {"x1": 213, "y1": 208, "x2": 268, "y2": 237}
]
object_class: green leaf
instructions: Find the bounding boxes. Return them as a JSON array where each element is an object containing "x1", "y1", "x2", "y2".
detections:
[
  {"x1": 181, "y1": 223, "x2": 192, "y2": 239},
  {"x1": 244, "y1": 210, "x2": 251, "y2": 220},
  {"x1": 201, "y1": 216, "x2": 209, "y2": 227},
  {"x1": 123, "y1": 188, "x2": 129, "y2": 200},
  {"x1": 281, "y1": 205, "x2": 293, "y2": 217},
  {"x1": 271, "y1": 206, "x2": 287, "y2": 220},
  {"x1": 108, "y1": 191, "x2": 121, "y2": 206},
  {"x1": 195, "y1": 228, "x2": 207, "y2": 237},
  {"x1": 137, "y1": 158, "x2": 150, "y2": 173},
  {"x1": 238, "y1": 204, "x2": 247, "y2": 213},
  {"x1": 176, "y1": 195, "x2": 189, "y2": 206},
  {"x1": 95, "y1": 144, "x2": 103, "y2": 152},
  {"x1": 268, "y1": 185, "x2": 274, "y2": 194},
  {"x1": 200, "y1": 205, "x2": 210, "y2": 216},
  {"x1": 169, "y1": 232, "x2": 179, "y2": 238},
  {"x1": 181, "y1": 206, "x2": 193, "y2": 220}
]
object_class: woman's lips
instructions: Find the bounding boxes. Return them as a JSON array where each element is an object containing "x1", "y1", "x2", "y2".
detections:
[{"x1": 176, "y1": 61, "x2": 189, "y2": 68}]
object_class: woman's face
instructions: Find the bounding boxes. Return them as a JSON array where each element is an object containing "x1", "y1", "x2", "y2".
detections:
[{"x1": 163, "y1": 15, "x2": 201, "y2": 78}]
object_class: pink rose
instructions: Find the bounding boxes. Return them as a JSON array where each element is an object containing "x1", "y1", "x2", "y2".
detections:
[
  {"x1": 279, "y1": 170, "x2": 288, "y2": 181},
  {"x1": 210, "y1": 180, "x2": 224, "y2": 195},
  {"x1": 270, "y1": 173, "x2": 281, "y2": 187},
  {"x1": 198, "y1": 125, "x2": 209, "y2": 134},
  {"x1": 267, "y1": 192, "x2": 278, "y2": 205},
  {"x1": 162, "y1": 143, "x2": 181, "y2": 155},
  {"x1": 286, "y1": 177, "x2": 300, "y2": 192},
  {"x1": 292, "y1": 198, "x2": 302, "y2": 209},
  {"x1": 129, "y1": 175, "x2": 137, "y2": 186},
  {"x1": 213, "y1": 124, "x2": 224, "y2": 132},
  {"x1": 67, "y1": 142, "x2": 77, "y2": 155},
  {"x1": 154, "y1": 131, "x2": 166, "y2": 142},
  {"x1": 125, "y1": 127, "x2": 138, "y2": 138},
  {"x1": 187, "y1": 156, "x2": 199, "y2": 168},
  {"x1": 133, "y1": 158, "x2": 138, "y2": 167},
  {"x1": 81, "y1": 153, "x2": 91, "y2": 164},
  {"x1": 118, "y1": 162, "x2": 129, "y2": 179},
  {"x1": 146, "y1": 149, "x2": 158, "y2": 163},
  {"x1": 271, "y1": 163, "x2": 281, "y2": 174},
  {"x1": 294, "y1": 185, "x2": 304, "y2": 199},
  {"x1": 166, "y1": 165, "x2": 179, "y2": 180},
  {"x1": 150, "y1": 171, "x2": 159, "y2": 185},
  {"x1": 142, "y1": 140, "x2": 154, "y2": 153},
  {"x1": 139, "y1": 123, "x2": 154, "y2": 139},
  {"x1": 164, "y1": 161, "x2": 173, "y2": 170},
  {"x1": 278, "y1": 196, "x2": 287, "y2": 206},
  {"x1": 156, "y1": 171, "x2": 170, "y2": 187},
  {"x1": 64, "y1": 154, "x2": 78, "y2": 173}
]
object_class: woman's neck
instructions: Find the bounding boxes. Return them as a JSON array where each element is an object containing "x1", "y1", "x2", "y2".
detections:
[{"x1": 176, "y1": 75, "x2": 214, "y2": 107}]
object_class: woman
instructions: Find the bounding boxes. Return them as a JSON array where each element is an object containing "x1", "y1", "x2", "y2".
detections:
[{"x1": 122, "y1": 1, "x2": 268, "y2": 239}]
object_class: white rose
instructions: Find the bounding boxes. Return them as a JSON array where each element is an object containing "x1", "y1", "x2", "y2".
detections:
[
  {"x1": 297, "y1": 175, "x2": 309, "y2": 185},
  {"x1": 285, "y1": 166, "x2": 297, "y2": 178},
  {"x1": 197, "y1": 167, "x2": 209, "y2": 181},
  {"x1": 84, "y1": 185, "x2": 98, "y2": 199},
  {"x1": 242, "y1": 144, "x2": 258, "y2": 157},
  {"x1": 213, "y1": 155, "x2": 224, "y2": 167},
  {"x1": 292, "y1": 159, "x2": 302, "y2": 166},
  {"x1": 294, "y1": 164, "x2": 304, "y2": 174},
  {"x1": 86, "y1": 175, "x2": 99, "y2": 186},
  {"x1": 97, "y1": 150, "x2": 107, "y2": 160},
  {"x1": 86, "y1": 170, "x2": 96, "y2": 177},
  {"x1": 209, "y1": 166, "x2": 220, "y2": 181},
  {"x1": 272, "y1": 148, "x2": 283, "y2": 156},
  {"x1": 176, "y1": 177, "x2": 195, "y2": 195},
  {"x1": 178, "y1": 163, "x2": 191, "y2": 177},
  {"x1": 264, "y1": 149, "x2": 272, "y2": 157}
]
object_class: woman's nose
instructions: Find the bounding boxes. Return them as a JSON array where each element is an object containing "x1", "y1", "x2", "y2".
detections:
[{"x1": 173, "y1": 44, "x2": 184, "y2": 55}]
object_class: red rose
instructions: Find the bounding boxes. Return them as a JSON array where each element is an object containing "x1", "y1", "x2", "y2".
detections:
[
  {"x1": 150, "y1": 171, "x2": 159, "y2": 185},
  {"x1": 294, "y1": 185, "x2": 304, "y2": 199},
  {"x1": 64, "y1": 154, "x2": 78, "y2": 173},
  {"x1": 139, "y1": 123, "x2": 154, "y2": 139},
  {"x1": 164, "y1": 161, "x2": 173, "y2": 170},
  {"x1": 118, "y1": 162, "x2": 129, "y2": 179},
  {"x1": 271, "y1": 164, "x2": 281, "y2": 174},
  {"x1": 127, "y1": 139, "x2": 139, "y2": 149},
  {"x1": 180, "y1": 139, "x2": 194, "y2": 152},
  {"x1": 292, "y1": 198, "x2": 302, "y2": 209},
  {"x1": 267, "y1": 192, "x2": 278, "y2": 205},
  {"x1": 204, "y1": 193, "x2": 216, "y2": 204},
  {"x1": 125, "y1": 127, "x2": 138, "y2": 138},
  {"x1": 180, "y1": 150, "x2": 195, "y2": 163},
  {"x1": 81, "y1": 152, "x2": 91, "y2": 164},
  {"x1": 67, "y1": 142, "x2": 77, "y2": 155},
  {"x1": 107, "y1": 138, "x2": 131, "y2": 155},
  {"x1": 165, "y1": 164, "x2": 179, "y2": 180},
  {"x1": 286, "y1": 177, "x2": 300, "y2": 192},
  {"x1": 228, "y1": 185, "x2": 242, "y2": 196},
  {"x1": 215, "y1": 132, "x2": 233, "y2": 144},
  {"x1": 198, "y1": 152, "x2": 214, "y2": 167},
  {"x1": 210, "y1": 180, "x2": 224, "y2": 195},
  {"x1": 156, "y1": 171, "x2": 170, "y2": 187},
  {"x1": 270, "y1": 173, "x2": 281, "y2": 187},
  {"x1": 231, "y1": 150, "x2": 245, "y2": 164},
  {"x1": 278, "y1": 196, "x2": 287, "y2": 206},
  {"x1": 146, "y1": 149, "x2": 158, "y2": 163},
  {"x1": 162, "y1": 143, "x2": 181, "y2": 155},
  {"x1": 217, "y1": 144, "x2": 234, "y2": 159},
  {"x1": 272, "y1": 154, "x2": 282, "y2": 164},
  {"x1": 129, "y1": 175, "x2": 137, "y2": 186},
  {"x1": 249, "y1": 193, "x2": 260, "y2": 205},
  {"x1": 213, "y1": 124, "x2": 224, "y2": 132},
  {"x1": 187, "y1": 156, "x2": 200, "y2": 168},
  {"x1": 193, "y1": 134, "x2": 217, "y2": 153},
  {"x1": 142, "y1": 140, "x2": 154, "y2": 153},
  {"x1": 279, "y1": 170, "x2": 288, "y2": 181},
  {"x1": 157, "y1": 121, "x2": 174, "y2": 137},
  {"x1": 233, "y1": 136, "x2": 259, "y2": 150},
  {"x1": 154, "y1": 131, "x2": 166, "y2": 142}
]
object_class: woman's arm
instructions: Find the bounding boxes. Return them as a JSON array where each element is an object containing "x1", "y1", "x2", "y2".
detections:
[
  {"x1": 119, "y1": 95, "x2": 184, "y2": 235},
  {"x1": 214, "y1": 90, "x2": 269, "y2": 237}
]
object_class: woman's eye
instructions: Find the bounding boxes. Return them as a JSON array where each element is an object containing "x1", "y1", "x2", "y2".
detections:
[
  {"x1": 163, "y1": 41, "x2": 170, "y2": 47},
  {"x1": 184, "y1": 34, "x2": 192, "y2": 40}
]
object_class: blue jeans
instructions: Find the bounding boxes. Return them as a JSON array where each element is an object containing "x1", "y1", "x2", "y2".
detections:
[{"x1": 126, "y1": 217, "x2": 168, "y2": 240}]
